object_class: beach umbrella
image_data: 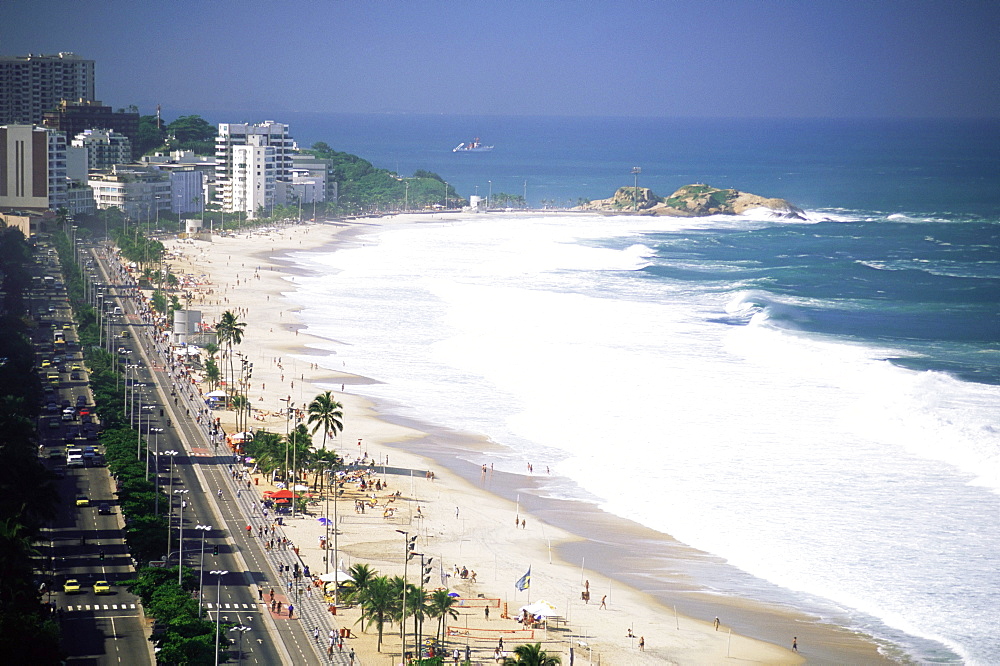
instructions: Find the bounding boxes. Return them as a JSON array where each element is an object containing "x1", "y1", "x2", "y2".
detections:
[
  {"x1": 447, "y1": 592, "x2": 460, "y2": 597},
  {"x1": 317, "y1": 517, "x2": 331, "y2": 525},
  {"x1": 270, "y1": 489, "x2": 296, "y2": 499},
  {"x1": 519, "y1": 600, "x2": 558, "y2": 617}
]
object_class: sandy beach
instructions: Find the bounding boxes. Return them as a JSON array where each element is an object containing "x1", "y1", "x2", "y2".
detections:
[{"x1": 162, "y1": 217, "x2": 893, "y2": 665}]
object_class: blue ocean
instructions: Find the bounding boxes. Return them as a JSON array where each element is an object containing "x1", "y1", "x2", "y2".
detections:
[{"x1": 245, "y1": 114, "x2": 1000, "y2": 663}]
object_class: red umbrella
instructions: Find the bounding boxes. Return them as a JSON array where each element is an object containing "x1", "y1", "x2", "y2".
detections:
[{"x1": 270, "y1": 489, "x2": 297, "y2": 499}]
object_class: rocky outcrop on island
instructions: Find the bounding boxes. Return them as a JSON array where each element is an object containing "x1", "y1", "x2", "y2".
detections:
[{"x1": 580, "y1": 184, "x2": 804, "y2": 218}]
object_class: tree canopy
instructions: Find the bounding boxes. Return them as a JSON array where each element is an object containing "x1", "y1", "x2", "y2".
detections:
[{"x1": 305, "y1": 143, "x2": 466, "y2": 213}]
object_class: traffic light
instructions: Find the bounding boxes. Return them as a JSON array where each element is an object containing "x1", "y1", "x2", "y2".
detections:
[
  {"x1": 213, "y1": 544, "x2": 219, "y2": 556},
  {"x1": 99, "y1": 550, "x2": 105, "y2": 561}
]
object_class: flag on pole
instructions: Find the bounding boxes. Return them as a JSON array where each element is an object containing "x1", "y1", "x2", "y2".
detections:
[{"x1": 515, "y1": 567, "x2": 531, "y2": 591}]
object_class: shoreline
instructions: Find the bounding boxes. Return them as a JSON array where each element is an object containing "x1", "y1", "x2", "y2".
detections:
[{"x1": 164, "y1": 216, "x2": 895, "y2": 664}]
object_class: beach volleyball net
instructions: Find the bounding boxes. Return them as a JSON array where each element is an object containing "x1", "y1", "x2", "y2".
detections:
[
  {"x1": 451, "y1": 597, "x2": 501, "y2": 608},
  {"x1": 446, "y1": 625, "x2": 535, "y2": 641}
]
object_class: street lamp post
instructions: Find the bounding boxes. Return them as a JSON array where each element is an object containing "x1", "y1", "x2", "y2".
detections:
[
  {"x1": 396, "y1": 530, "x2": 418, "y2": 661},
  {"x1": 229, "y1": 625, "x2": 250, "y2": 666},
  {"x1": 164, "y1": 450, "x2": 178, "y2": 558},
  {"x1": 195, "y1": 524, "x2": 212, "y2": 618},
  {"x1": 175, "y1": 489, "x2": 189, "y2": 584},
  {"x1": 211, "y1": 570, "x2": 229, "y2": 666}
]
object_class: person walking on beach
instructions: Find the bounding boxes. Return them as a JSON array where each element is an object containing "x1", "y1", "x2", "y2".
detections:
[
  {"x1": 600, "y1": 595, "x2": 607, "y2": 609},
  {"x1": 792, "y1": 637, "x2": 798, "y2": 652},
  {"x1": 639, "y1": 636, "x2": 645, "y2": 651},
  {"x1": 714, "y1": 616, "x2": 720, "y2": 631}
]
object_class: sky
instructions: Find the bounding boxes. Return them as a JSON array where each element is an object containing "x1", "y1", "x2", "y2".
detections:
[{"x1": 3, "y1": 0, "x2": 999, "y2": 119}]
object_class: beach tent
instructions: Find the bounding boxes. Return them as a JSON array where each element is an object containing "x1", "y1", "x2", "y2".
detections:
[
  {"x1": 519, "y1": 600, "x2": 558, "y2": 617},
  {"x1": 294, "y1": 484, "x2": 310, "y2": 492},
  {"x1": 206, "y1": 390, "x2": 227, "y2": 398},
  {"x1": 230, "y1": 432, "x2": 253, "y2": 442},
  {"x1": 318, "y1": 571, "x2": 353, "y2": 584}
]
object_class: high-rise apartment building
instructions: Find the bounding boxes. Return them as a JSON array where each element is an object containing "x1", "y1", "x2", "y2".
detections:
[
  {"x1": 0, "y1": 124, "x2": 67, "y2": 212},
  {"x1": 0, "y1": 53, "x2": 95, "y2": 125},
  {"x1": 214, "y1": 121, "x2": 295, "y2": 218},
  {"x1": 43, "y1": 99, "x2": 139, "y2": 156}
]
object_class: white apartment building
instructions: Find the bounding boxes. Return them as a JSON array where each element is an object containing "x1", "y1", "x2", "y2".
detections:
[
  {"x1": 0, "y1": 124, "x2": 67, "y2": 211},
  {"x1": 290, "y1": 154, "x2": 338, "y2": 203},
  {"x1": 214, "y1": 121, "x2": 295, "y2": 218},
  {"x1": 71, "y1": 128, "x2": 132, "y2": 171},
  {"x1": 230, "y1": 141, "x2": 276, "y2": 219},
  {"x1": 0, "y1": 53, "x2": 95, "y2": 125},
  {"x1": 89, "y1": 166, "x2": 171, "y2": 220}
]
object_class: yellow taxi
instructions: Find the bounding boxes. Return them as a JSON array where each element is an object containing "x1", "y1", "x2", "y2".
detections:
[
  {"x1": 75, "y1": 495, "x2": 90, "y2": 507},
  {"x1": 63, "y1": 579, "x2": 81, "y2": 594},
  {"x1": 93, "y1": 580, "x2": 111, "y2": 595}
]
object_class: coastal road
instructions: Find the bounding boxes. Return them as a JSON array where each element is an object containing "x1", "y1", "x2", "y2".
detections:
[
  {"x1": 92, "y1": 245, "x2": 338, "y2": 665},
  {"x1": 32, "y1": 251, "x2": 152, "y2": 665}
]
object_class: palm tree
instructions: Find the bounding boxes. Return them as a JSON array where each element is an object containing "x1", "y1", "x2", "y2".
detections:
[
  {"x1": 343, "y1": 563, "x2": 377, "y2": 628},
  {"x1": 214, "y1": 309, "x2": 245, "y2": 408},
  {"x1": 426, "y1": 587, "x2": 460, "y2": 647},
  {"x1": 405, "y1": 584, "x2": 429, "y2": 653},
  {"x1": 311, "y1": 449, "x2": 341, "y2": 494},
  {"x1": 502, "y1": 643, "x2": 562, "y2": 666},
  {"x1": 358, "y1": 575, "x2": 398, "y2": 651},
  {"x1": 285, "y1": 423, "x2": 314, "y2": 488},
  {"x1": 307, "y1": 391, "x2": 343, "y2": 453}
]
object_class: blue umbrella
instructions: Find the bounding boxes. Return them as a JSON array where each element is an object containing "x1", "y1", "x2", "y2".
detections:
[{"x1": 317, "y1": 517, "x2": 331, "y2": 525}]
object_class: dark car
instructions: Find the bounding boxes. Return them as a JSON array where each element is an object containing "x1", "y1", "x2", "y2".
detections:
[{"x1": 98, "y1": 503, "x2": 111, "y2": 515}]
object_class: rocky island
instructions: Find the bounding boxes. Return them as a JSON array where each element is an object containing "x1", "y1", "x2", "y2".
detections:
[{"x1": 580, "y1": 183, "x2": 805, "y2": 218}]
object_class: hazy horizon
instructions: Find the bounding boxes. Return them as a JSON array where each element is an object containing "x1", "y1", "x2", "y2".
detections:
[{"x1": 4, "y1": 0, "x2": 999, "y2": 120}]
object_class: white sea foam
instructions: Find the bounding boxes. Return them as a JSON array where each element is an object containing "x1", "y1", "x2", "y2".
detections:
[{"x1": 288, "y1": 213, "x2": 1000, "y2": 664}]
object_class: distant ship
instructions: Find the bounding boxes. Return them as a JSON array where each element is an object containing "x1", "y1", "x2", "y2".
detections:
[{"x1": 452, "y1": 137, "x2": 494, "y2": 153}]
